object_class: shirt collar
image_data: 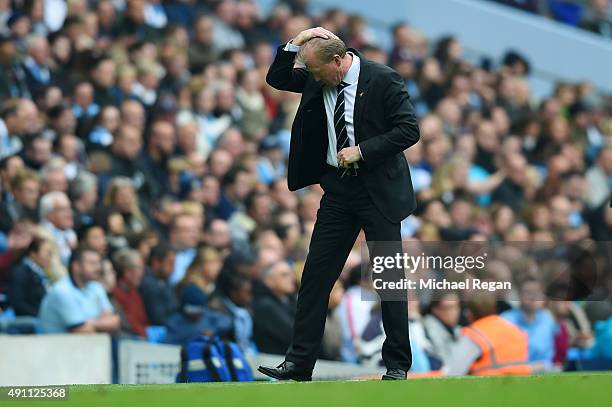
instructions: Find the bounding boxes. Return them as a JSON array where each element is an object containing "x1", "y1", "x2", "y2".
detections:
[
  {"x1": 342, "y1": 52, "x2": 360, "y2": 86},
  {"x1": 0, "y1": 119, "x2": 8, "y2": 136},
  {"x1": 24, "y1": 56, "x2": 37, "y2": 67}
]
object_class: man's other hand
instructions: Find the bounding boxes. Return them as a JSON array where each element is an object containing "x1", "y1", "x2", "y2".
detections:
[
  {"x1": 293, "y1": 27, "x2": 339, "y2": 46},
  {"x1": 337, "y1": 146, "x2": 361, "y2": 167}
]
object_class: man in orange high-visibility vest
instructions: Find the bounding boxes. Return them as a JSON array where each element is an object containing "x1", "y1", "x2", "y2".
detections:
[{"x1": 441, "y1": 291, "x2": 535, "y2": 376}]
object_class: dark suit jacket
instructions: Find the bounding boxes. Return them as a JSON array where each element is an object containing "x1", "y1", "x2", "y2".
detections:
[
  {"x1": 252, "y1": 282, "x2": 296, "y2": 355},
  {"x1": 139, "y1": 269, "x2": 177, "y2": 326},
  {"x1": 22, "y1": 62, "x2": 54, "y2": 98},
  {"x1": 266, "y1": 44, "x2": 420, "y2": 223},
  {"x1": 8, "y1": 258, "x2": 48, "y2": 316}
]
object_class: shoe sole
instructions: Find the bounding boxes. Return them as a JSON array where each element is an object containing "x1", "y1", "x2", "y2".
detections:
[{"x1": 257, "y1": 366, "x2": 312, "y2": 382}]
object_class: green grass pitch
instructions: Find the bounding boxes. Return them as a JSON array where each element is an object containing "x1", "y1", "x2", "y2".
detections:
[{"x1": 15, "y1": 373, "x2": 612, "y2": 407}]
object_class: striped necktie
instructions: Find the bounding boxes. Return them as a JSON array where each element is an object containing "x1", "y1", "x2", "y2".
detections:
[{"x1": 334, "y1": 81, "x2": 350, "y2": 152}]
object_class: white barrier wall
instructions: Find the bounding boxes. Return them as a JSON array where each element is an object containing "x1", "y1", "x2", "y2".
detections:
[
  {"x1": 0, "y1": 334, "x2": 383, "y2": 385},
  {"x1": 119, "y1": 340, "x2": 182, "y2": 384},
  {"x1": 0, "y1": 334, "x2": 112, "y2": 385},
  {"x1": 118, "y1": 340, "x2": 384, "y2": 384}
]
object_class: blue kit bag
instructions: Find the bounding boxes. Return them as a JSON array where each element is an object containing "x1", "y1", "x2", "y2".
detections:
[{"x1": 177, "y1": 335, "x2": 253, "y2": 382}]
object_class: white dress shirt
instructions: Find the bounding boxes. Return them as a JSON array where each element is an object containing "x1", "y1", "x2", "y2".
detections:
[
  {"x1": 0, "y1": 118, "x2": 22, "y2": 159},
  {"x1": 284, "y1": 42, "x2": 363, "y2": 167}
]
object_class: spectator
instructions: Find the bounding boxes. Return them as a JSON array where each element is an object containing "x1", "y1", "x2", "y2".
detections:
[
  {"x1": 88, "y1": 105, "x2": 120, "y2": 149},
  {"x1": 117, "y1": 0, "x2": 160, "y2": 42},
  {"x1": 218, "y1": 166, "x2": 253, "y2": 220},
  {"x1": 22, "y1": 34, "x2": 53, "y2": 98},
  {"x1": 55, "y1": 133, "x2": 83, "y2": 179},
  {"x1": 39, "y1": 191, "x2": 76, "y2": 264},
  {"x1": 177, "y1": 246, "x2": 223, "y2": 301},
  {"x1": 69, "y1": 171, "x2": 98, "y2": 230},
  {"x1": 273, "y1": 210, "x2": 302, "y2": 261},
  {"x1": 439, "y1": 196, "x2": 478, "y2": 240},
  {"x1": 0, "y1": 168, "x2": 40, "y2": 232},
  {"x1": 188, "y1": 15, "x2": 218, "y2": 74},
  {"x1": 491, "y1": 153, "x2": 531, "y2": 213},
  {"x1": 47, "y1": 34, "x2": 71, "y2": 91},
  {"x1": 165, "y1": 283, "x2": 233, "y2": 345},
  {"x1": 0, "y1": 100, "x2": 27, "y2": 159},
  {"x1": 141, "y1": 120, "x2": 175, "y2": 200},
  {"x1": 111, "y1": 248, "x2": 149, "y2": 337},
  {"x1": 227, "y1": 191, "x2": 266, "y2": 250},
  {"x1": 547, "y1": 284, "x2": 594, "y2": 365},
  {"x1": 71, "y1": 81, "x2": 100, "y2": 123},
  {"x1": 320, "y1": 281, "x2": 344, "y2": 361},
  {"x1": 139, "y1": 243, "x2": 177, "y2": 326},
  {"x1": 119, "y1": 100, "x2": 146, "y2": 133},
  {"x1": 38, "y1": 246, "x2": 120, "y2": 333},
  {"x1": 211, "y1": 0, "x2": 245, "y2": 52},
  {"x1": 6, "y1": 12, "x2": 31, "y2": 52},
  {"x1": 0, "y1": 37, "x2": 31, "y2": 101},
  {"x1": 89, "y1": 57, "x2": 116, "y2": 107},
  {"x1": 211, "y1": 271, "x2": 255, "y2": 353},
  {"x1": 203, "y1": 218, "x2": 232, "y2": 259},
  {"x1": 7, "y1": 236, "x2": 53, "y2": 316},
  {"x1": 0, "y1": 219, "x2": 34, "y2": 287},
  {"x1": 40, "y1": 158, "x2": 68, "y2": 194},
  {"x1": 159, "y1": 49, "x2": 190, "y2": 96},
  {"x1": 0, "y1": 154, "x2": 23, "y2": 199},
  {"x1": 442, "y1": 291, "x2": 534, "y2": 375},
  {"x1": 106, "y1": 124, "x2": 146, "y2": 186},
  {"x1": 168, "y1": 212, "x2": 199, "y2": 286},
  {"x1": 132, "y1": 63, "x2": 161, "y2": 108},
  {"x1": 423, "y1": 291, "x2": 462, "y2": 365},
  {"x1": 78, "y1": 224, "x2": 108, "y2": 258},
  {"x1": 585, "y1": 146, "x2": 611, "y2": 209},
  {"x1": 581, "y1": 0, "x2": 612, "y2": 37},
  {"x1": 253, "y1": 261, "x2": 297, "y2": 355},
  {"x1": 335, "y1": 264, "x2": 377, "y2": 363},
  {"x1": 236, "y1": 69, "x2": 269, "y2": 140},
  {"x1": 21, "y1": 134, "x2": 51, "y2": 171},
  {"x1": 502, "y1": 278, "x2": 558, "y2": 366},
  {"x1": 102, "y1": 177, "x2": 149, "y2": 237},
  {"x1": 257, "y1": 136, "x2": 285, "y2": 185}
]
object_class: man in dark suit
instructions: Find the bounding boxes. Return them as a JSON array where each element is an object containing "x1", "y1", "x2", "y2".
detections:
[
  {"x1": 22, "y1": 35, "x2": 54, "y2": 99},
  {"x1": 258, "y1": 27, "x2": 420, "y2": 381}
]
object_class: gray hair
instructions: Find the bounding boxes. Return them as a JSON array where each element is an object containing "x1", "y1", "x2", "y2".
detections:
[
  {"x1": 70, "y1": 171, "x2": 97, "y2": 199},
  {"x1": 26, "y1": 34, "x2": 47, "y2": 52},
  {"x1": 112, "y1": 248, "x2": 141, "y2": 276},
  {"x1": 40, "y1": 158, "x2": 66, "y2": 184},
  {"x1": 39, "y1": 191, "x2": 69, "y2": 220},
  {"x1": 297, "y1": 37, "x2": 347, "y2": 65}
]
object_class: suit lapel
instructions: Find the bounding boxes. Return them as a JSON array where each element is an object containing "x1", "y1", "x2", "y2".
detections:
[{"x1": 350, "y1": 48, "x2": 371, "y2": 144}]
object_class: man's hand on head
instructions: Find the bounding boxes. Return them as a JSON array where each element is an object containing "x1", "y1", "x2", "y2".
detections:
[
  {"x1": 337, "y1": 146, "x2": 362, "y2": 168},
  {"x1": 293, "y1": 27, "x2": 339, "y2": 46}
]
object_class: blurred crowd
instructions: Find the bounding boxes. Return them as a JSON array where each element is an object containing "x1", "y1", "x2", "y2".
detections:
[
  {"x1": 490, "y1": 0, "x2": 612, "y2": 37},
  {"x1": 0, "y1": 0, "x2": 611, "y2": 375}
]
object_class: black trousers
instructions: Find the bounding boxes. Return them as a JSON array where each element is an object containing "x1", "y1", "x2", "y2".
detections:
[{"x1": 285, "y1": 165, "x2": 412, "y2": 371}]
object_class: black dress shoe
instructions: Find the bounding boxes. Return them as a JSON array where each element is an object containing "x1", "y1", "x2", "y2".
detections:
[
  {"x1": 382, "y1": 368, "x2": 407, "y2": 380},
  {"x1": 257, "y1": 361, "x2": 312, "y2": 382}
]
